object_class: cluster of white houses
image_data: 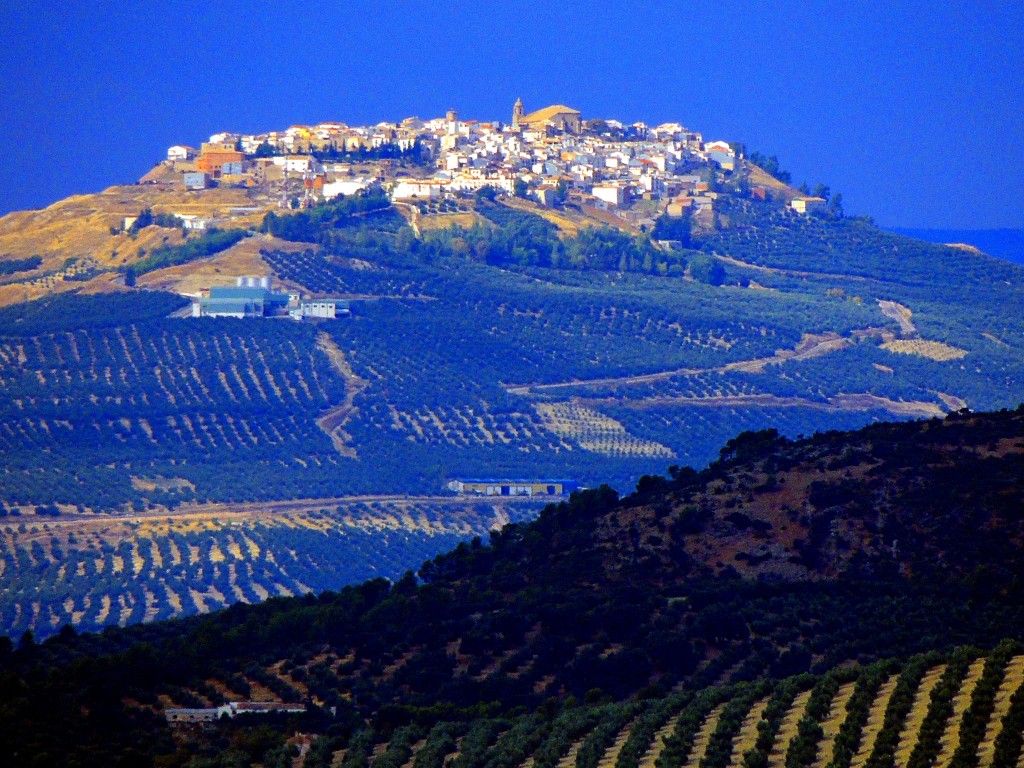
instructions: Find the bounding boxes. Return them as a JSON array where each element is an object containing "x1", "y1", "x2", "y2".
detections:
[
  {"x1": 166, "y1": 701, "x2": 306, "y2": 725},
  {"x1": 166, "y1": 101, "x2": 818, "y2": 225},
  {"x1": 191, "y1": 276, "x2": 350, "y2": 321}
]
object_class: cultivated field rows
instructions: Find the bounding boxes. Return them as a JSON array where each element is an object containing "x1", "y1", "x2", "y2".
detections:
[
  {"x1": 220, "y1": 650, "x2": 1024, "y2": 768},
  {"x1": 4, "y1": 244, "x2": 991, "y2": 514},
  {"x1": 0, "y1": 498, "x2": 542, "y2": 638}
]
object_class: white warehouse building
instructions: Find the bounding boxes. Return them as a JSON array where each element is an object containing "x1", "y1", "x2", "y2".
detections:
[{"x1": 289, "y1": 298, "x2": 351, "y2": 321}]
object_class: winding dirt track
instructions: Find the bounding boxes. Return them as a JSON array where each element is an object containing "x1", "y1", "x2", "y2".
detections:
[
  {"x1": 502, "y1": 314, "x2": 951, "y2": 419},
  {"x1": 577, "y1": 392, "x2": 945, "y2": 419},
  {"x1": 505, "y1": 331, "x2": 861, "y2": 395},
  {"x1": 314, "y1": 332, "x2": 368, "y2": 457},
  {"x1": 19, "y1": 494, "x2": 544, "y2": 534},
  {"x1": 713, "y1": 254, "x2": 882, "y2": 284}
]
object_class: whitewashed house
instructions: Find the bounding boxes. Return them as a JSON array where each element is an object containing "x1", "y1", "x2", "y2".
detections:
[{"x1": 167, "y1": 145, "x2": 195, "y2": 162}]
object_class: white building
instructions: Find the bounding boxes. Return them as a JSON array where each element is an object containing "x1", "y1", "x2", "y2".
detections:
[
  {"x1": 176, "y1": 215, "x2": 213, "y2": 231},
  {"x1": 391, "y1": 180, "x2": 445, "y2": 200},
  {"x1": 790, "y1": 197, "x2": 827, "y2": 214},
  {"x1": 289, "y1": 298, "x2": 351, "y2": 320},
  {"x1": 239, "y1": 135, "x2": 265, "y2": 154},
  {"x1": 447, "y1": 176, "x2": 515, "y2": 195},
  {"x1": 208, "y1": 132, "x2": 238, "y2": 145},
  {"x1": 592, "y1": 184, "x2": 627, "y2": 207},
  {"x1": 167, "y1": 145, "x2": 195, "y2": 162},
  {"x1": 322, "y1": 179, "x2": 376, "y2": 200},
  {"x1": 273, "y1": 155, "x2": 316, "y2": 173},
  {"x1": 167, "y1": 701, "x2": 305, "y2": 724}
]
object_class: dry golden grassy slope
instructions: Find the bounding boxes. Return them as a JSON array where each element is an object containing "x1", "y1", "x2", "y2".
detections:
[
  {"x1": 0, "y1": 184, "x2": 272, "y2": 306},
  {"x1": 947, "y1": 243, "x2": 983, "y2": 254},
  {"x1": 501, "y1": 197, "x2": 589, "y2": 236},
  {"x1": 416, "y1": 212, "x2": 486, "y2": 232},
  {"x1": 744, "y1": 162, "x2": 802, "y2": 201},
  {"x1": 135, "y1": 234, "x2": 308, "y2": 296},
  {"x1": 881, "y1": 339, "x2": 969, "y2": 362},
  {"x1": 0, "y1": 184, "x2": 263, "y2": 266}
]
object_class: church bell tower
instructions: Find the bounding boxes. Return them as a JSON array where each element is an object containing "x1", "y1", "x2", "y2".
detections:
[{"x1": 512, "y1": 97, "x2": 524, "y2": 130}]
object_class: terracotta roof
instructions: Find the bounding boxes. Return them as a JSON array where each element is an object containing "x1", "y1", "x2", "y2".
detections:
[{"x1": 521, "y1": 105, "x2": 581, "y2": 123}]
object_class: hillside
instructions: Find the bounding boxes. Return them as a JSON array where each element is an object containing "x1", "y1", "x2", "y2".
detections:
[
  {"x1": 889, "y1": 228, "x2": 1024, "y2": 267},
  {"x1": 3, "y1": 194, "x2": 1024, "y2": 517},
  {"x1": 0, "y1": 183, "x2": 269, "y2": 305},
  {"x1": 3, "y1": 179, "x2": 1024, "y2": 638},
  {"x1": 594, "y1": 411, "x2": 1024, "y2": 583},
  {"x1": 0, "y1": 495, "x2": 543, "y2": 638},
  {"x1": 1, "y1": 409, "x2": 1023, "y2": 766}
]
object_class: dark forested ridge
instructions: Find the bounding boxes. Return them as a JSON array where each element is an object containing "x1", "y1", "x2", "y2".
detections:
[{"x1": 2, "y1": 409, "x2": 1023, "y2": 767}]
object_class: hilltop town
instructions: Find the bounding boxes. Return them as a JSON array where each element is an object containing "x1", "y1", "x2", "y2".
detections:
[
  {"x1": 155, "y1": 100, "x2": 823, "y2": 231},
  {"x1": 0, "y1": 100, "x2": 842, "y2": 309}
]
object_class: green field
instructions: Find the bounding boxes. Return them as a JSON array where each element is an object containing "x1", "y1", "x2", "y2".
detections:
[{"x1": 3, "y1": 197, "x2": 1024, "y2": 512}]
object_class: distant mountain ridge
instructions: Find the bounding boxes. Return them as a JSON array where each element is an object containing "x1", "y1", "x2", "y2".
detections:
[{"x1": 889, "y1": 227, "x2": 1024, "y2": 265}]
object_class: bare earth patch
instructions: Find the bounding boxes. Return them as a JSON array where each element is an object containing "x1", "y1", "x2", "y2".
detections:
[
  {"x1": 535, "y1": 400, "x2": 674, "y2": 457},
  {"x1": 882, "y1": 339, "x2": 968, "y2": 361},
  {"x1": 877, "y1": 300, "x2": 917, "y2": 335},
  {"x1": 314, "y1": 332, "x2": 368, "y2": 458},
  {"x1": 135, "y1": 234, "x2": 298, "y2": 296}
]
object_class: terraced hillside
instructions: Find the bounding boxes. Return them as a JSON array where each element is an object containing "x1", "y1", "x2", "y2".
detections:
[
  {"x1": 49, "y1": 643, "x2": 1024, "y2": 768},
  {"x1": 275, "y1": 645, "x2": 1024, "y2": 768},
  {"x1": 2, "y1": 411, "x2": 1024, "y2": 767},
  {"x1": 0, "y1": 496, "x2": 542, "y2": 639},
  {"x1": 0, "y1": 265, "x2": 931, "y2": 514},
  {"x1": 263, "y1": 198, "x2": 1024, "y2": 478},
  {"x1": 4, "y1": 189, "x2": 1024, "y2": 513},
  {"x1": 3, "y1": 188, "x2": 1024, "y2": 652},
  {"x1": 0, "y1": 292, "x2": 363, "y2": 509}
]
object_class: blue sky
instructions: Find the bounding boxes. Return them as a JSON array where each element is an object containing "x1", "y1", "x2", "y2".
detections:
[{"x1": 1, "y1": 1, "x2": 1022, "y2": 228}]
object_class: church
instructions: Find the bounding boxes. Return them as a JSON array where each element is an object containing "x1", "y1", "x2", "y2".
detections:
[{"x1": 512, "y1": 98, "x2": 582, "y2": 133}]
